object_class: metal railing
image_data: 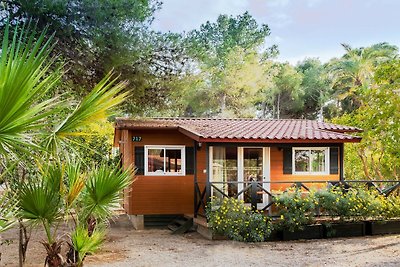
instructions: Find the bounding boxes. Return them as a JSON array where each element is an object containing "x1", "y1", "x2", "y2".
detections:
[{"x1": 194, "y1": 180, "x2": 400, "y2": 218}]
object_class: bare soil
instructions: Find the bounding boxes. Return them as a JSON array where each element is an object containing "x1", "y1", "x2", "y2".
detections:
[{"x1": 1, "y1": 225, "x2": 400, "y2": 267}]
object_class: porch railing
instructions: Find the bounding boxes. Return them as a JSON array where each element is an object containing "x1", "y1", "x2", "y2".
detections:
[{"x1": 194, "y1": 180, "x2": 400, "y2": 218}]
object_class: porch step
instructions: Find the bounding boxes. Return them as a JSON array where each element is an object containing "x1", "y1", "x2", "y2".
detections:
[
  {"x1": 167, "y1": 216, "x2": 194, "y2": 234},
  {"x1": 193, "y1": 216, "x2": 227, "y2": 240}
]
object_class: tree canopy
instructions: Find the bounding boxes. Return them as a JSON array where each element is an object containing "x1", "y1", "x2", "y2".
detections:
[{"x1": 0, "y1": 2, "x2": 399, "y2": 180}]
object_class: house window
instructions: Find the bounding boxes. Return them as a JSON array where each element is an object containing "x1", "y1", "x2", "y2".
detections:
[
  {"x1": 293, "y1": 148, "x2": 329, "y2": 174},
  {"x1": 145, "y1": 146, "x2": 185, "y2": 175}
]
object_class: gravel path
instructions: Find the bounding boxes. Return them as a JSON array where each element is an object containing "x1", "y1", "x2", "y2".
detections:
[{"x1": 2, "y1": 226, "x2": 400, "y2": 266}]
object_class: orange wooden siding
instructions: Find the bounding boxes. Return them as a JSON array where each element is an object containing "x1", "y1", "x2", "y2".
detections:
[
  {"x1": 115, "y1": 126, "x2": 342, "y2": 215},
  {"x1": 129, "y1": 130, "x2": 195, "y2": 215},
  {"x1": 269, "y1": 146, "x2": 340, "y2": 192}
]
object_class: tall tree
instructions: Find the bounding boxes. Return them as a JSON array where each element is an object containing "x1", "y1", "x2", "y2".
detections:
[
  {"x1": 182, "y1": 12, "x2": 277, "y2": 117},
  {"x1": 0, "y1": 1, "x2": 190, "y2": 115},
  {"x1": 295, "y1": 58, "x2": 332, "y2": 119},
  {"x1": 327, "y1": 42, "x2": 398, "y2": 113},
  {"x1": 333, "y1": 59, "x2": 400, "y2": 180},
  {"x1": 262, "y1": 63, "x2": 303, "y2": 119}
]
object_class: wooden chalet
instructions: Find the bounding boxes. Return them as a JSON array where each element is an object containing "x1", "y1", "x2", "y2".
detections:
[{"x1": 113, "y1": 118, "x2": 362, "y2": 229}]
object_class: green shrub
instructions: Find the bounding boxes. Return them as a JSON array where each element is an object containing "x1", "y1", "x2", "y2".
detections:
[
  {"x1": 385, "y1": 194, "x2": 400, "y2": 219},
  {"x1": 273, "y1": 189, "x2": 317, "y2": 232},
  {"x1": 315, "y1": 186, "x2": 391, "y2": 221},
  {"x1": 206, "y1": 197, "x2": 271, "y2": 242}
]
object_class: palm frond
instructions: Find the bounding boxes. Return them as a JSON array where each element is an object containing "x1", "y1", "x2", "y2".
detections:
[
  {"x1": 17, "y1": 179, "x2": 62, "y2": 225},
  {"x1": 0, "y1": 191, "x2": 18, "y2": 232},
  {"x1": 82, "y1": 165, "x2": 133, "y2": 221},
  {"x1": 71, "y1": 225, "x2": 104, "y2": 264},
  {"x1": 66, "y1": 163, "x2": 85, "y2": 208},
  {"x1": 0, "y1": 22, "x2": 61, "y2": 157},
  {"x1": 44, "y1": 72, "x2": 128, "y2": 155}
]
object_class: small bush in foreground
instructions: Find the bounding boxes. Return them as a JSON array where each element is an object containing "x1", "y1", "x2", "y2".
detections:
[
  {"x1": 274, "y1": 189, "x2": 316, "y2": 232},
  {"x1": 207, "y1": 197, "x2": 271, "y2": 242}
]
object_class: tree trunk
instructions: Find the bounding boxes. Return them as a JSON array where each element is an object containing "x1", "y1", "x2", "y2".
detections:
[
  {"x1": 19, "y1": 169, "x2": 29, "y2": 267},
  {"x1": 19, "y1": 221, "x2": 30, "y2": 267},
  {"x1": 277, "y1": 93, "x2": 281, "y2": 119},
  {"x1": 42, "y1": 241, "x2": 64, "y2": 267},
  {"x1": 220, "y1": 94, "x2": 226, "y2": 114},
  {"x1": 357, "y1": 148, "x2": 371, "y2": 179}
]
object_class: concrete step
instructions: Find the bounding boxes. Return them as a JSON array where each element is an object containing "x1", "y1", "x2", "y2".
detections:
[{"x1": 109, "y1": 213, "x2": 134, "y2": 229}]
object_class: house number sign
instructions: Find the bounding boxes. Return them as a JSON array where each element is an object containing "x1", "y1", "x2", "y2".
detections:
[{"x1": 132, "y1": 136, "x2": 142, "y2": 142}]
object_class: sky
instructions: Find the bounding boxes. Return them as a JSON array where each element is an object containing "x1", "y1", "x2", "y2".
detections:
[{"x1": 151, "y1": 0, "x2": 400, "y2": 64}]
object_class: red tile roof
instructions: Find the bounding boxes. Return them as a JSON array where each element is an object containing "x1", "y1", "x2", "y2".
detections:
[{"x1": 115, "y1": 118, "x2": 362, "y2": 143}]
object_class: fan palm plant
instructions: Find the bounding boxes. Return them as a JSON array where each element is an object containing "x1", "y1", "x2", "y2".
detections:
[
  {"x1": 0, "y1": 22, "x2": 60, "y2": 157},
  {"x1": 17, "y1": 162, "x2": 133, "y2": 267},
  {"x1": 0, "y1": 21, "x2": 131, "y2": 266}
]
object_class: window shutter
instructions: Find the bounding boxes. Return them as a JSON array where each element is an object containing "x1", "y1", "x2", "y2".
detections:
[
  {"x1": 330, "y1": 147, "x2": 339, "y2": 174},
  {"x1": 283, "y1": 148, "x2": 293, "y2": 174},
  {"x1": 185, "y1": 147, "x2": 195, "y2": 175},
  {"x1": 134, "y1": 146, "x2": 144, "y2": 175}
]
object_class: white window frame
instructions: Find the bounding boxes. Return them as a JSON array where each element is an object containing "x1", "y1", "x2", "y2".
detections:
[
  {"x1": 144, "y1": 145, "x2": 186, "y2": 176},
  {"x1": 292, "y1": 147, "x2": 329, "y2": 175}
]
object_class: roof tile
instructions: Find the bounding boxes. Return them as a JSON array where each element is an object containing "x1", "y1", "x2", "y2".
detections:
[{"x1": 115, "y1": 118, "x2": 362, "y2": 142}]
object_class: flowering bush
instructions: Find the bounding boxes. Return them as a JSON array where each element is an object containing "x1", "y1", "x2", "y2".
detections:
[
  {"x1": 273, "y1": 189, "x2": 317, "y2": 232},
  {"x1": 206, "y1": 197, "x2": 272, "y2": 242},
  {"x1": 315, "y1": 186, "x2": 396, "y2": 221},
  {"x1": 382, "y1": 194, "x2": 400, "y2": 219}
]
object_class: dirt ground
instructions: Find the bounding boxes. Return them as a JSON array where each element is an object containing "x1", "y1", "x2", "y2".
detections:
[{"x1": 1, "y1": 225, "x2": 400, "y2": 267}]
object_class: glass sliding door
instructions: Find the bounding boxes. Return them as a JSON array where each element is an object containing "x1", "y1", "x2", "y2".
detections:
[
  {"x1": 210, "y1": 146, "x2": 270, "y2": 207},
  {"x1": 212, "y1": 146, "x2": 238, "y2": 198},
  {"x1": 243, "y1": 148, "x2": 263, "y2": 204}
]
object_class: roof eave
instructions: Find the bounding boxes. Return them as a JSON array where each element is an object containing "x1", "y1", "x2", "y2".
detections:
[{"x1": 198, "y1": 137, "x2": 362, "y2": 143}]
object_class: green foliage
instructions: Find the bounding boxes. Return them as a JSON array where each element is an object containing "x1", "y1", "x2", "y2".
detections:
[
  {"x1": 274, "y1": 187, "x2": 400, "y2": 232},
  {"x1": 18, "y1": 179, "x2": 61, "y2": 225},
  {"x1": 315, "y1": 186, "x2": 399, "y2": 221},
  {"x1": 71, "y1": 225, "x2": 105, "y2": 266},
  {"x1": 82, "y1": 165, "x2": 133, "y2": 222},
  {"x1": 0, "y1": 22, "x2": 59, "y2": 157},
  {"x1": 0, "y1": 22, "x2": 129, "y2": 265},
  {"x1": 207, "y1": 197, "x2": 271, "y2": 242},
  {"x1": 327, "y1": 42, "x2": 398, "y2": 114},
  {"x1": 17, "y1": 177, "x2": 62, "y2": 244},
  {"x1": 295, "y1": 58, "x2": 332, "y2": 119},
  {"x1": 273, "y1": 189, "x2": 316, "y2": 232},
  {"x1": 1, "y1": 0, "x2": 194, "y2": 117},
  {"x1": 263, "y1": 63, "x2": 304, "y2": 119},
  {"x1": 186, "y1": 12, "x2": 273, "y2": 66},
  {"x1": 179, "y1": 12, "x2": 276, "y2": 117},
  {"x1": 333, "y1": 62, "x2": 400, "y2": 180},
  {"x1": 386, "y1": 195, "x2": 400, "y2": 219},
  {"x1": 15, "y1": 161, "x2": 133, "y2": 264},
  {"x1": 43, "y1": 72, "x2": 128, "y2": 156},
  {"x1": 0, "y1": 192, "x2": 17, "y2": 232}
]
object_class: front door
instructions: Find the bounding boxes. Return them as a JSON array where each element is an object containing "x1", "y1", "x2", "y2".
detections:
[
  {"x1": 210, "y1": 146, "x2": 270, "y2": 207},
  {"x1": 243, "y1": 148, "x2": 263, "y2": 204},
  {"x1": 238, "y1": 147, "x2": 270, "y2": 207}
]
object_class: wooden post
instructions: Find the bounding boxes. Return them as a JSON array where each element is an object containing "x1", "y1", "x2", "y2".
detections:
[
  {"x1": 194, "y1": 141, "x2": 198, "y2": 217},
  {"x1": 251, "y1": 181, "x2": 258, "y2": 211},
  {"x1": 340, "y1": 143, "x2": 344, "y2": 182},
  {"x1": 121, "y1": 129, "x2": 133, "y2": 214},
  {"x1": 205, "y1": 145, "x2": 211, "y2": 214}
]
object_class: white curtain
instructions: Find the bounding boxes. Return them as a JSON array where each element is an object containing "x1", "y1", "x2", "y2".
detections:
[{"x1": 212, "y1": 146, "x2": 227, "y2": 196}]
